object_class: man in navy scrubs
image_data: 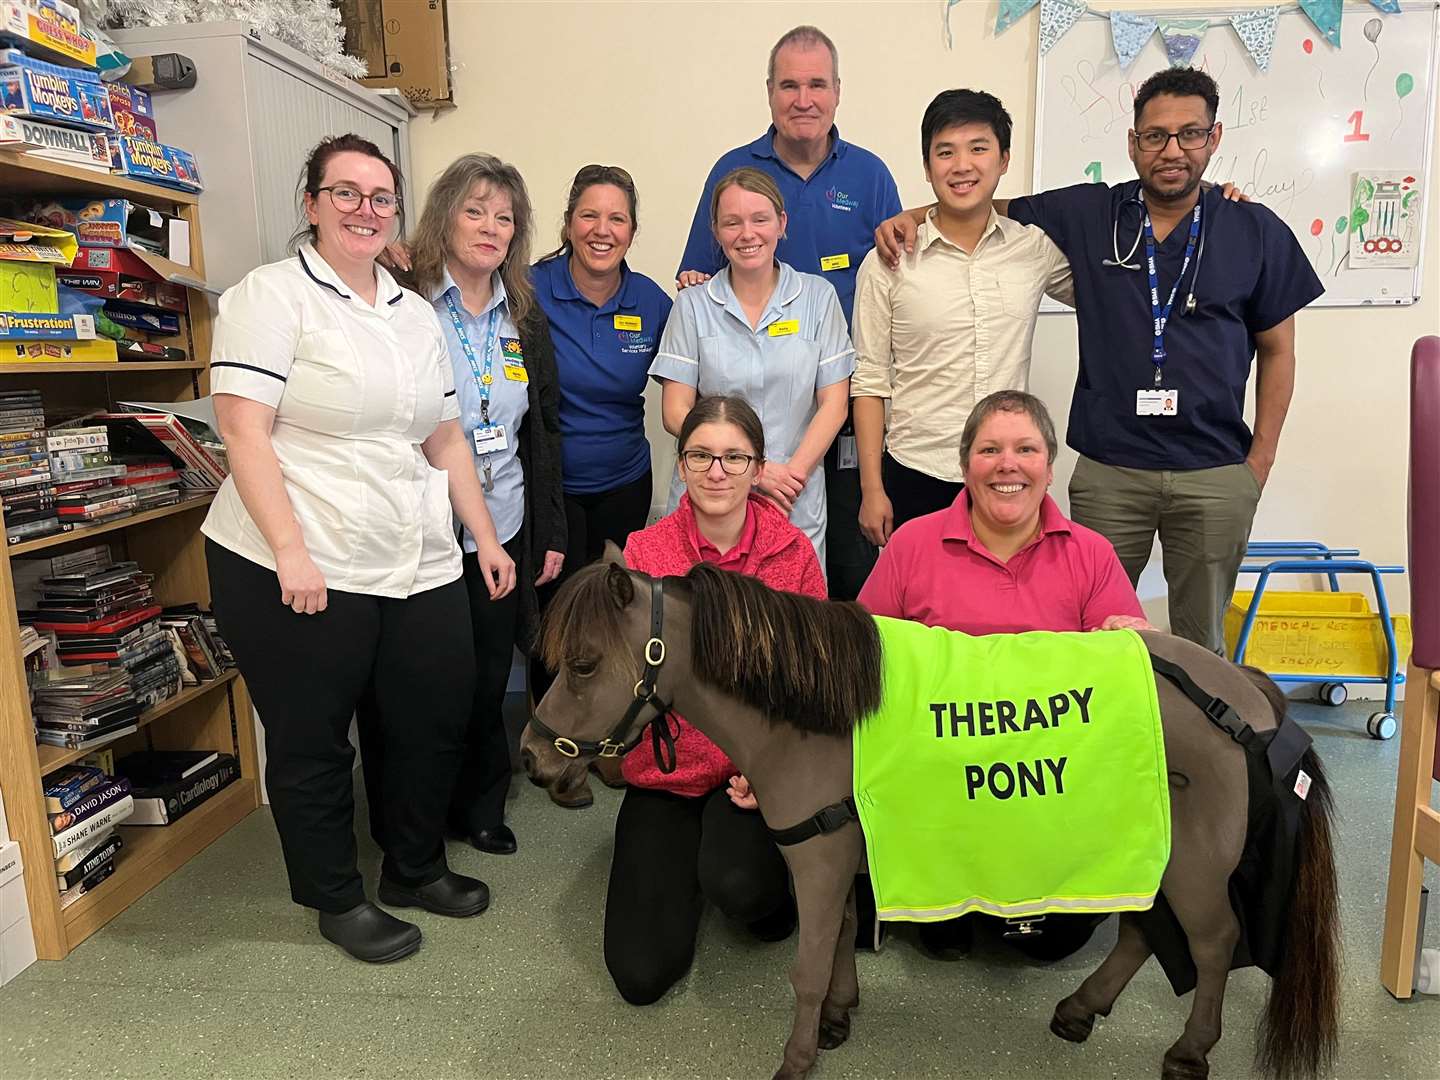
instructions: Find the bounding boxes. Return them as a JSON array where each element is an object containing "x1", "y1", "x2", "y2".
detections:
[
  {"x1": 876, "y1": 68, "x2": 1323, "y2": 653},
  {"x1": 677, "y1": 24, "x2": 901, "y2": 600}
]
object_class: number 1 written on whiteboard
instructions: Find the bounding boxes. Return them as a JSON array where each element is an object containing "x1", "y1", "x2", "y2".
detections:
[{"x1": 1084, "y1": 161, "x2": 1103, "y2": 183}]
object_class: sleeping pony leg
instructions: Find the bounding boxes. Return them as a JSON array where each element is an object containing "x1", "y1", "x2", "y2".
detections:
[
  {"x1": 773, "y1": 826, "x2": 865, "y2": 1080},
  {"x1": 1051, "y1": 913, "x2": 1153, "y2": 1041}
]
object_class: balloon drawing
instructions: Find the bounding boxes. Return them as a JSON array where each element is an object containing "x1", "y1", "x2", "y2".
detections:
[
  {"x1": 1391, "y1": 73, "x2": 1415, "y2": 140},
  {"x1": 1363, "y1": 18, "x2": 1382, "y2": 99}
]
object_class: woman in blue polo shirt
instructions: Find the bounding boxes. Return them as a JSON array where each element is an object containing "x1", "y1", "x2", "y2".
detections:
[
  {"x1": 532, "y1": 165, "x2": 673, "y2": 564},
  {"x1": 651, "y1": 167, "x2": 854, "y2": 566}
]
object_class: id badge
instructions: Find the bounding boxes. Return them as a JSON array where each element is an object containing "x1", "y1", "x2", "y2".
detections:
[
  {"x1": 836, "y1": 434, "x2": 858, "y2": 470},
  {"x1": 502, "y1": 361, "x2": 528, "y2": 383},
  {"x1": 1136, "y1": 390, "x2": 1179, "y2": 416},
  {"x1": 473, "y1": 424, "x2": 509, "y2": 454}
]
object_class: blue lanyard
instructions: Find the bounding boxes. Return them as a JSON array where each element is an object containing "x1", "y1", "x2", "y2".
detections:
[
  {"x1": 1141, "y1": 201, "x2": 1201, "y2": 386},
  {"x1": 444, "y1": 293, "x2": 500, "y2": 426}
]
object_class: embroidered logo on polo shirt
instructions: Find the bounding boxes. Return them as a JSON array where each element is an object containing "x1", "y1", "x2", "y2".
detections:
[
  {"x1": 826, "y1": 187, "x2": 859, "y2": 212},
  {"x1": 617, "y1": 332, "x2": 654, "y2": 355}
]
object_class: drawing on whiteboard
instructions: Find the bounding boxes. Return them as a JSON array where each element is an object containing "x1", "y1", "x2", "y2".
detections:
[
  {"x1": 1309, "y1": 216, "x2": 1324, "y2": 266},
  {"x1": 1329, "y1": 215, "x2": 1346, "y2": 274},
  {"x1": 1390, "y1": 72, "x2": 1414, "y2": 139},
  {"x1": 1362, "y1": 18, "x2": 1383, "y2": 100},
  {"x1": 1349, "y1": 171, "x2": 1422, "y2": 268},
  {"x1": 1301, "y1": 37, "x2": 1328, "y2": 98}
]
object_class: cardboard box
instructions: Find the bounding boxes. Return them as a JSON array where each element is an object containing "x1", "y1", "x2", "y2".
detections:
[
  {"x1": 0, "y1": 311, "x2": 94, "y2": 338},
  {"x1": 0, "y1": 48, "x2": 112, "y2": 131},
  {"x1": 108, "y1": 133, "x2": 201, "y2": 192},
  {"x1": 104, "y1": 82, "x2": 156, "y2": 139},
  {"x1": 0, "y1": 915, "x2": 37, "y2": 985},
  {"x1": 0, "y1": 216, "x2": 78, "y2": 264},
  {"x1": 24, "y1": 198, "x2": 188, "y2": 262},
  {"x1": 339, "y1": 0, "x2": 452, "y2": 108},
  {"x1": 56, "y1": 266, "x2": 185, "y2": 312},
  {"x1": 0, "y1": 261, "x2": 56, "y2": 312},
  {"x1": 8, "y1": 336, "x2": 116, "y2": 362},
  {"x1": 0, "y1": 0, "x2": 95, "y2": 69},
  {"x1": 0, "y1": 112, "x2": 109, "y2": 169}
]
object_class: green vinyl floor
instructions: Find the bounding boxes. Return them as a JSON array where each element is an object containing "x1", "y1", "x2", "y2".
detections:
[{"x1": 1, "y1": 699, "x2": 1436, "y2": 1080}]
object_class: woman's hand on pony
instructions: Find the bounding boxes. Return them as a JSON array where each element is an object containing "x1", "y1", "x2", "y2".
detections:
[
  {"x1": 727, "y1": 774, "x2": 758, "y2": 811},
  {"x1": 1097, "y1": 613, "x2": 1158, "y2": 632}
]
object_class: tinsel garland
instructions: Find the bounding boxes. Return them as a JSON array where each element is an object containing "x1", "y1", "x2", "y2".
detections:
[{"x1": 80, "y1": 0, "x2": 368, "y2": 78}]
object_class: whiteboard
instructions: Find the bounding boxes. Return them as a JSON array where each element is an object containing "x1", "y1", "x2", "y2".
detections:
[{"x1": 1034, "y1": 1, "x2": 1439, "y2": 306}]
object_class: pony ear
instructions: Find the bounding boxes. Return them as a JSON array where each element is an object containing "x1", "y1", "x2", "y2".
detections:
[
  {"x1": 604, "y1": 562, "x2": 635, "y2": 609},
  {"x1": 601, "y1": 540, "x2": 628, "y2": 568}
]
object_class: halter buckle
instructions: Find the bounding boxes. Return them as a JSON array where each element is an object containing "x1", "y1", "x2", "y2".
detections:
[
  {"x1": 644, "y1": 637, "x2": 665, "y2": 666},
  {"x1": 596, "y1": 740, "x2": 625, "y2": 759},
  {"x1": 553, "y1": 737, "x2": 581, "y2": 758}
]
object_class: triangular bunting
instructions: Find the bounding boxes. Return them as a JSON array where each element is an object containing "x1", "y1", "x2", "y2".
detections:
[
  {"x1": 1158, "y1": 18, "x2": 1208, "y2": 68},
  {"x1": 1368, "y1": 0, "x2": 1401, "y2": 13},
  {"x1": 1299, "y1": 0, "x2": 1342, "y2": 47},
  {"x1": 995, "y1": 0, "x2": 1041, "y2": 35},
  {"x1": 1230, "y1": 6, "x2": 1281, "y2": 72},
  {"x1": 1110, "y1": 11, "x2": 1157, "y2": 69},
  {"x1": 1039, "y1": 0, "x2": 1087, "y2": 55}
]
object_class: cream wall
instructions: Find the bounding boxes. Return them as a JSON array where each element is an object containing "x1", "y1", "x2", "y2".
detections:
[{"x1": 411, "y1": 0, "x2": 1439, "y2": 652}]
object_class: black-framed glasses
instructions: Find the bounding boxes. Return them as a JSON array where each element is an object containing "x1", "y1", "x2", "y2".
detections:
[
  {"x1": 680, "y1": 450, "x2": 756, "y2": 475},
  {"x1": 1131, "y1": 125, "x2": 1215, "y2": 152},
  {"x1": 316, "y1": 185, "x2": 401, "y2": 217}
]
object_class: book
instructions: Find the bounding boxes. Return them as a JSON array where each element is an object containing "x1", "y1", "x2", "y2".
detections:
[
  {"x1": 48, "y1": 777, "x2": 131, "y2": 832},
  {"x1": 53, "y1": 825, "x2": 114, "y2": 873},
  {"x1": 55, "y1": 833, "x2": 122, "y2": 891},
  {"x1": 116, "y1": 749, "x2": 218, "y2": 784},
  {"x1": 59, "y1": 860, "x2": 116, "y2": 909},
  {"x1": 127, "y1": 753, "x2": 238, "y2": 826},
  {"x1": 51, "y1": 794, "x2": 133, "y2": 858},
  {"x1": 36, "y1": 722, "x2": 138, "y2": 752},
  {"x1": 42, "y1": 763, "x2": 106, "y2": 813}
]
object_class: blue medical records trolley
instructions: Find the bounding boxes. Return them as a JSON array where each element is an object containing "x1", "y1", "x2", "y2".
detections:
[{"x1": 1231, "y1": 541, "x2": 1407, "y2": 740}]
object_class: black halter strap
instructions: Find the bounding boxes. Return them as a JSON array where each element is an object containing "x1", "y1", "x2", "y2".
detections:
[{"x1": 530, "y1": 575, "x2": 678, "y2": 772}]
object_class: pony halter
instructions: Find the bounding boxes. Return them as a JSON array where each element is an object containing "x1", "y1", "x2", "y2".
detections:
[{"x1": 530, "y1": 575, "x2": 680, "y2": 773}]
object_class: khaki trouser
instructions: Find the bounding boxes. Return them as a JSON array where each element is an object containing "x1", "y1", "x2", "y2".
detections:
[{"x1": 1069, "y1": 455, "x2": 1263, "y2": 654}]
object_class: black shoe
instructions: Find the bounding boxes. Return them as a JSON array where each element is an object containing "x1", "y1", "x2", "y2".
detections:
[
  {"x1": 919, "y1": 917, "x2": 974, "y2": 961},
  {"x1": 470, "y1": 824, "x2": 517, "y2": 855},
  {"x1": 378, "y1": 870, "x2": 490, "y2": 917},
  {"x1": 318, "y1": 902, "x2": 421, "y2": 963},
  {"x1": 747, "y1": 896, "x2": 797, "y2": 943}
]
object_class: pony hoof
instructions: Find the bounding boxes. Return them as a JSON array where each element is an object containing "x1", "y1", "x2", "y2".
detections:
[
  {"x1": 1160, "y1": 1053, "x2": 1209, "y2": 1080},
  {"x1": 818, "y1": 1014, "x2": 851, "y2": 1050},
  {"x1": 1049, "y1": 1009, "x2": 1096, "y2": 1044}
]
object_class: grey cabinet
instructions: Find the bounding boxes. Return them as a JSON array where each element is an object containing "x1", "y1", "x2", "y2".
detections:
[{"x1": 110, "y1": 22, "x2": 413, "y2": 292}]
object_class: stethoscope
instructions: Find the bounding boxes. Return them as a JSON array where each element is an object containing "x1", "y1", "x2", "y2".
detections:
[{"x1": 1104, "y1": 188, "x2": 1207, "y2": 315}]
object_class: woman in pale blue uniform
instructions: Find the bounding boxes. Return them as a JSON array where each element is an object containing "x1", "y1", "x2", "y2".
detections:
[{"x1": 651, "y1": 167, "x2": 853, "y2": 566}]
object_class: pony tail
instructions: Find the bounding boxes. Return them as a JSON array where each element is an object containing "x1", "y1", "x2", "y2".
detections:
[{"x1": 1256, "y1": 746, "x2": 1340, "y2": 1079}]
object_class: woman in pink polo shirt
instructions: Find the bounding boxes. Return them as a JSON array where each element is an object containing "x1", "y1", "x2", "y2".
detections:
[
  {"x1": 606, "y1": 394, "x2": 826, "y2": 1006},
  {"x1": 858, "y1": 389, "x2": 1152, "y2": 961}
]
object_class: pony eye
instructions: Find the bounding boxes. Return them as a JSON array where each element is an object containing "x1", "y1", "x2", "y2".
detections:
[{"x1": 568, "y1": 658, "x2": 598, "y2": 677}]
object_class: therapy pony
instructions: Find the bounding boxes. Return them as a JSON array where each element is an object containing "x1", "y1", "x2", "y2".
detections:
[{"x1": 521, "y1": 553, "x2": 1339, "y2": 1080}]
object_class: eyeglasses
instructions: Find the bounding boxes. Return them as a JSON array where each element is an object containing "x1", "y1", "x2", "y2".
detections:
[
  {"x1": 1132, "y1": 126, "x2": 1215, "y2": 153},
  {"x1": 316, "y1": 185, "x2": 401, "y2": 217},
  {"x1": 680, "y1": 450, "x2": 756, "y2": 475}
]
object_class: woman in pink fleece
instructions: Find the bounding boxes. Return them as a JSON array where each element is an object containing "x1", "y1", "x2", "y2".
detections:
[{"x1": 605, "y1": 395, "x2": 825, "y2": 1005}]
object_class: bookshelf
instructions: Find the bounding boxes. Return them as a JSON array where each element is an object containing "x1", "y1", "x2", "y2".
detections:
[{"x1": 0, "y1": 156, "x2": 259, "y2": 961}]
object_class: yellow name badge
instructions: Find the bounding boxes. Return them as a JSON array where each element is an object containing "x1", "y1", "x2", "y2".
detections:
[
  {"x1": 819, "y1": 253, "x2": 851, "y2": 272},
  {"x1": 613, "y1": 315, "x2": 642, "y2": 332},
  {"x1": 503, "y1": 361, "x2": 528, "y2": 383},
  {"x1": 767, "y1": 319, "x2": 801, "y2": 338}
]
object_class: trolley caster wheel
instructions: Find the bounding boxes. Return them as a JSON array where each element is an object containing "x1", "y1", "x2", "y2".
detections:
[
  {"x1": 1367, "y1": 712, "x2": 1397, "y2": 740},
  {"x1": 1318, "y1": 681, "x2": 1348, "y2": 707}
]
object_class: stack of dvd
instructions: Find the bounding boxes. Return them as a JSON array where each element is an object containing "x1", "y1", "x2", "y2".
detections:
[
  {"x1": 20, "y1": 553, "x2": 183, "y2": 749},
  {"x1": 47, "y1": 425, "x2": 136, "y2": 526},
  {"x1": 1, "y1": 389, "x2": 59, "y2": 543}
]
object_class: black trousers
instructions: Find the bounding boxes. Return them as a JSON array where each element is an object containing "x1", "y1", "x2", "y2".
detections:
[
  {"x1": 824, "y1": 435, "x2": 873, "y2": 601},
  {"x1": 604, "y1": 785, "x2": 790, "y2": 1005},
  {"x1": 531, "y1": 470, "x2": 651, "y2": 702},
  {"x1": 883, "y1": 452, "x2": 965, "y2": 530},
  {"x1": 206, "y1": 541, "x2": 473, "y2": 913},
  {"x1": 359, "y1": 537, "x2": 523, "y2": 839}
]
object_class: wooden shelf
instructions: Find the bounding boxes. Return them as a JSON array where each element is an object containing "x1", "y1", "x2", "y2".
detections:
[
  {"x1": 61, "y1": 777, "x2": 257, "y2": 942},
  {"x1": 8, "y1": 493, "x2": 216, "y2": 555},
  {"x1": 0, "y1": 152, "x2": 199, "y2": 207},
  {"x1": 36, "y1": 670, "x2": 240, "y2": 776},
  {"x1": 0, "y1": 361, "x2": 206, "y2": 375}
]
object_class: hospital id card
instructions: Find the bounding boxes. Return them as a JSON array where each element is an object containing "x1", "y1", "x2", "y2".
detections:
[
  {"x1": 836, "y1": 434, "x2": 858, "y2": 470},
  {"x1": 473, "y1": 424, "x2": 509, "y2": 454},
  {"x1": 1136, "y1": 390, "x2": 1179, "y2": 417}
]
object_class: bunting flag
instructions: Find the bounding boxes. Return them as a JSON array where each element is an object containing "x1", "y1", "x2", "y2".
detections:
[
  {"x1": 1230, "y1": 6, "x2": 1282, "y2": 71},
  {"x1": 1158, "y1": 18, "x2": 1208, "y2": 67},
  {"x1": 995, "y1": 0, "x2": 1041, "y2": 35},
  {"x1": 1039, "y1": 0, "x2": 1087, "y2": 54},
  {"x1": 1368, "y1": 0, "x2": 1401, "y2": 12},
  {"x1": 1299, "y1": 0, "x2": 1343, "y2": 47},
  {"x1": 1110, "y1": 11, "x2": 1158, "y2": 69}
]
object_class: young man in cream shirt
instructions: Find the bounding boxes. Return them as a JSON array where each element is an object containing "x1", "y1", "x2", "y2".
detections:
[{"x1": 852, "y1": 89, "x2": 1073, "y2": 547}]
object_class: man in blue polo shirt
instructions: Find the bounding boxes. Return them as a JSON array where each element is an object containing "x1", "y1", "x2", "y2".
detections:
[
  {"x1": 677, "y1": 24, "x2": 901, "y2": 600},
  {"x1": 874, "y1": 68, "x2": 1323, "y2": 653}
]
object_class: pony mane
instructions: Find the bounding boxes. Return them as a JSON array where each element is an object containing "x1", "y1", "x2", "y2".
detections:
[
  {"x1": 682, "y1": 563, "x2": 882, "y2": 734},
  {"x1": 537, "y1": 561, "x2": 639, "y2": 680}
]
